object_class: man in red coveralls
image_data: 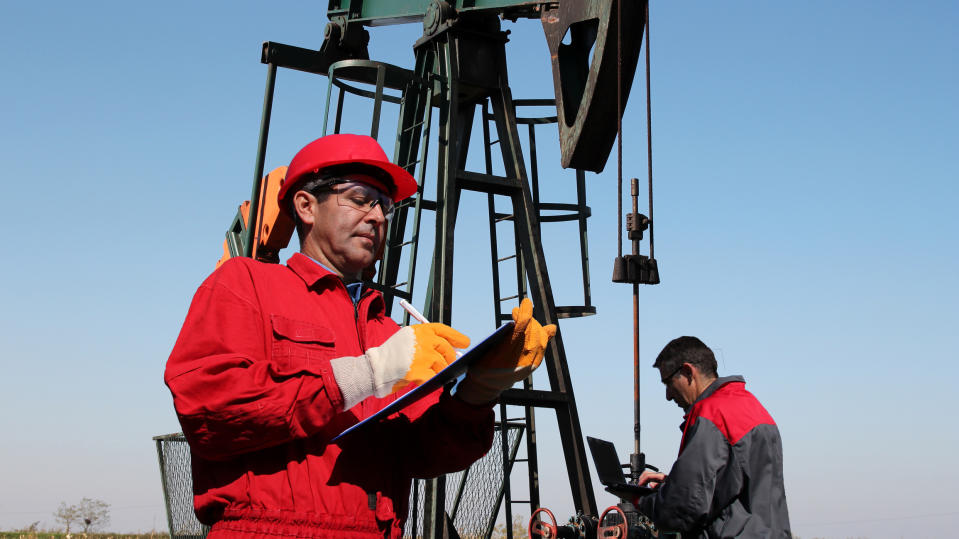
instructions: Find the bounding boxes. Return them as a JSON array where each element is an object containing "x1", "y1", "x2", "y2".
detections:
[
  {"x1": 165, "y1": 134, "x2": 555, "y2": 538},
  {"x1": 635, "y1": 337, "x2": 790, "y2": 538}
]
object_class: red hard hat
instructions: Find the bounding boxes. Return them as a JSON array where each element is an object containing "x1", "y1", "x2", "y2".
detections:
[{"x1": 278, "y1": 134, "x2": 418, "y2": 211}]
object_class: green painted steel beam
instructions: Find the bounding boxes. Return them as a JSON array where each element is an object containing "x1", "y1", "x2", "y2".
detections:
[{"x1": 328, "y1": 0, "x2": 549, "y2": 26}]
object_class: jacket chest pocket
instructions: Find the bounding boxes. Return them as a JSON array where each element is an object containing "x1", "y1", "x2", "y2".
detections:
[{"x1": 270, "y1": 314, "x2": 337, "y2": 373}]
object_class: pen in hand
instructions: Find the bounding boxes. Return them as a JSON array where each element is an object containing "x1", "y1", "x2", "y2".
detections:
[
  {"x1": 398, "y1": 299, "x2": 463, "y2": 358},
  {"x1": 398, "y1": 299, "x2": 430, "y2": 324}
]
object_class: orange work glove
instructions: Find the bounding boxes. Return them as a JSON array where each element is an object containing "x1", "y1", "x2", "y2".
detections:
[
  {"x1": 368, "y1": 323, "x2": 470, "y2": 395},
  {"x1": 456, "y1": 298, "x2": 556, "y2": 405},
  {"x1": 333, "y1": 323, "x2": 470, "y2": 410}
]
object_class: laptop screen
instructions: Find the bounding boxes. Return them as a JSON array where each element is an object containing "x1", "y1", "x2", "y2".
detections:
[{"x1": 587, "y1": 436, "x2": 629, "y2": 486}]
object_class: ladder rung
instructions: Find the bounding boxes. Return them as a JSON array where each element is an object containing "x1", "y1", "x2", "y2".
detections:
[
  {"x1": 391, "y1": 282, "x2": 409, "y2": 288},
  {"x1": 402, "y1": 120, "x2": 427, "y2": 132},
  {"x1": 386, "y1": 289, "x2": 412, "y2": 301},
  {"x1": 510, "y1": 500, "x2": 530, "y2": 504},
  {"x1": 500, "y1": 388, "x2": 571, "y2": 407},
  {"x1": 554, "y1": 305, "x2": 597, "y2": 319},
  {"x1": 458, "y1": 170, "x2": 522, "y2": 195},
  {"x1": 495, "y1": 214, "x2": 514, "y2": 222},
  {"x1": 499, "y1": 295, "x2": 519, "y2": 302},
  {"x1": 497, "y1": 254, "x2": 517, "y2": 263},
  {"x1": 394, "y1": 240, "x2": 414, "y2": 248}
]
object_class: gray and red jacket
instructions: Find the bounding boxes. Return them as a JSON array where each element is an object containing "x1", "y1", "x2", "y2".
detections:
[{"x1": 637, "y1": 376, "x2": 790, "y2": 538}]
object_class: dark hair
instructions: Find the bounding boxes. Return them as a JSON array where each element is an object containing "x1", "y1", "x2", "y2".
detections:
[{"x1": 653, "y1": 336, "x2": 718, "y2": 378}]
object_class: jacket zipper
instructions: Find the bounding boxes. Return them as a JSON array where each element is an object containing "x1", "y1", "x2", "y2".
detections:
[
  {"x1": 354, "y1": 298, "x2": 363, "y2": 350},
  {"x1": 353, "y1": 287, "x2": 372, "y2": 352}
]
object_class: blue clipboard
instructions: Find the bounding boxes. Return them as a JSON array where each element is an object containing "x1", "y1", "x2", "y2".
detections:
[{"x1": 333, "y1": 321, "x2": 515, "y2": 441}]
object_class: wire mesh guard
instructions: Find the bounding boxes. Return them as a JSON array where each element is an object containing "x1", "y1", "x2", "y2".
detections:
[
  {"x1": 156, "y1": 423, "x2": 521, "y2": 539},
  {"x1": 404, "y1": 423, "x2": 524, "y2": 539},
  {"x1": 154, "y1": 434, "x2": 209, "y2": 539}
]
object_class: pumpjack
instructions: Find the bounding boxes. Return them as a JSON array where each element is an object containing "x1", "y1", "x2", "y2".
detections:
[{"x1": 216, "y1": 1, "x2": 662, "y2": 538}]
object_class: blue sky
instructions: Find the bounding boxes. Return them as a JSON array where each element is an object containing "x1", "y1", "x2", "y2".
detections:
[{"x1": 1, "y1": 1, "x2": 956, "y2": 537}]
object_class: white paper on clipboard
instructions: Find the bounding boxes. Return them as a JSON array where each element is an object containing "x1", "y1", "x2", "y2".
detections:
[{"x1": 333, "y1": 321, "x2": 515, "y2": 441}]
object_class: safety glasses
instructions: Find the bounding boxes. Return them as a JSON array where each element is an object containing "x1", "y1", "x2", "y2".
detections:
[
  {"x1": 321, "y1": 180, "x2": 395, "y2": 221},
  {"x1": 661, "y1": 364, "x2": 684, "y2": 385}
]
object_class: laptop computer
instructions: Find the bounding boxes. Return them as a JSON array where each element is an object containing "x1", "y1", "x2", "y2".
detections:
[{"x1": 587, "y1": 436, "x2": 655, "y2": 499}]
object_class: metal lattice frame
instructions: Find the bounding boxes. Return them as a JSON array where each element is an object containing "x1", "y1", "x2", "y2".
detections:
[
  {"x1": 404, "y1": 423, "x2": 524, "y2": 539},
  {"x1": 153, "y1": 434, "x2": 209, "y2": 539}
]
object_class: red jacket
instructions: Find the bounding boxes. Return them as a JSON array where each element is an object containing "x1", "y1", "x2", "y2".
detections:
[{"x1": 165, "y1": 253, "x2": 494, "y2": 538}]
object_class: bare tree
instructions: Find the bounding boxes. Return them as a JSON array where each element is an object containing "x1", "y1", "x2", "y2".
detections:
[
  {"x1": 78, "y1": 497, "x2": 111, "y2": 534},
  {"x1": 491, "y1": 514, "x2": 527, "y2": 539},
  {"x1": 54, "y1": 501, "x2": 81, "y2": 534}
]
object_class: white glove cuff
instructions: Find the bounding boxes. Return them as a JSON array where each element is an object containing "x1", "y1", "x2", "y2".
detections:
[
  {"x1": 330, "y1": 355, "x2": 376, "y2": 411},
  {"x1": 366, "y1": 326, "x2": 416, "y2": 398}
]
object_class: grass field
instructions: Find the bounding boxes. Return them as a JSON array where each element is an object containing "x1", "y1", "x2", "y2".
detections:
[{"x1": 0, "y1": 533, "x2": 170, "y2": 538}]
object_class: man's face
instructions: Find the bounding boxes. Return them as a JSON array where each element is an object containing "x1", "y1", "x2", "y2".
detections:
[
  {"x1": 660, "y1": 363, "x2": 696, "y2": 411},
  {"x1": 301, "y1": 181, "x2": 389, "y2": 279}
]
